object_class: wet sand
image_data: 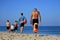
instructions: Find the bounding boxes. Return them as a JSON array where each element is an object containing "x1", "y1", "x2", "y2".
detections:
[{"x1": 0, "y1": 32, "x2": 60, "y2": 40}]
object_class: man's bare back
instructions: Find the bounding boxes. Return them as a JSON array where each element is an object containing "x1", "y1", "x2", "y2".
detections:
[
  {"x1": 6, "y1": 22, "x2": 10, "y2": 27},
  {"x1": 14, "y1": 21, "x2": 18, "y2": 27},
  {"x1": 31, "y1": 11, "x2": 39, "y2": 19}
]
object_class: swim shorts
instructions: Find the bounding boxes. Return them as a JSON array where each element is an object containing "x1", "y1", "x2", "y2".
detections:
[
  {"x1": 14, "y1": 26, "x2": 18, "y2": 30},
  {"x1": 7, "y1": 27, "x2": 10, "y2": 30},
  {"x1": 20, "y1": 23, "x2": 24, "y2": 27},
  {"x1": 32, "y1": 19, "x2": 38, "y2": 25}
]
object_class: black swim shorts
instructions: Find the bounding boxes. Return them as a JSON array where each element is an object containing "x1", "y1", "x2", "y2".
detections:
[
  {"x1": 20, "y1": 23, "x2": 24, "y2": 27},
  {"x1": 14, "y1": 26, "x2": 18, "y2": 30},
  {"x1": 7, "y1": 27, "x2": 10, "y2": 30},
  {"x1": 32, "y1": 19, "x2": 38, "y2": 25}
]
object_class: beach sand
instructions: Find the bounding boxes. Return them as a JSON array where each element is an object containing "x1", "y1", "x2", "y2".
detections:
[{"x1": 0, "y1": 32, "x2": 60, "y2": 40}]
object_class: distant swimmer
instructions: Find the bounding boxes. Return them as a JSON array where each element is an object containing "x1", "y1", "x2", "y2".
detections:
[
  {"x1": 6, "y1": 20, "x2": 11, "y2": 32},
  {"x1": 14, "y1": 21, "x2": 18, "y2": 32},
  {"x1": 30, "y1": 8, "x2": 41, "y2": 33},
  {"x1": 19, "y1": 13, "x2": 27, "y2": 33}
]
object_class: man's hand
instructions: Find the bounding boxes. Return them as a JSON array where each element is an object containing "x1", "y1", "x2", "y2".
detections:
[{"x1": 21, "y1": 21, "x2": 24, "y2": 23}]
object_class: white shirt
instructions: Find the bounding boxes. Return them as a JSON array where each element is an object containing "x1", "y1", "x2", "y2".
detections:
[{"x1": 11, "y1": 25, "x2": 14, "y2": 30}]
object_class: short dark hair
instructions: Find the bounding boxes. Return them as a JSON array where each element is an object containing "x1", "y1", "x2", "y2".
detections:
[
  {"x1": 34, "y1": 8, "x2": 37, "y2": 11},
  {"x1": 21, "y1": 13, "x2": 23, "y2": 16},
  {"x1": 15, "y1": 20, "x2": 18, "y2": 22},
  {"x1": 7, "y1": 20, "x2": 9, "y2": 22}
]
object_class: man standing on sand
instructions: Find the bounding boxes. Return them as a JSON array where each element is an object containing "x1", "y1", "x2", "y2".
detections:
[
  {"x1": 6, "y1": 20, "x2": 11, "y2": 32},
  {"x1": 14, "y1": 21, "x2": 18, "y2": 32},
  {"x1": 30, "y1": 8, "x2": 41, "y2": 33},
  {"x1": 19, "y1": 13, "x2": 27, "y2": 33}
]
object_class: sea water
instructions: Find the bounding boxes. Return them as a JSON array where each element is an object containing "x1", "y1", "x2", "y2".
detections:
[{"x1": 0, "y1": 26, "x2": 60, "y2": 35}]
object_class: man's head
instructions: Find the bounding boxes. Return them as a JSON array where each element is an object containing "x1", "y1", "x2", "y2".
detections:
[
  {"x1": 34, "y1": 8, "x2": 37, "y2": 11},
  {"x1": 7, "y1": 20, "x2": 9, "y2": 22},
  {"x1": 15, "y1": 20, "x2": 18, "y2": 22},
  {"x1": 21, "y1": 13, "x2": 23, "y2": 16}
]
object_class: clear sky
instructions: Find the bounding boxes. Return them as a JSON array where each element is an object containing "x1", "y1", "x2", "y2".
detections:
[{"x1": 0, "y1": 0, "x2": 60, "y2": 26}]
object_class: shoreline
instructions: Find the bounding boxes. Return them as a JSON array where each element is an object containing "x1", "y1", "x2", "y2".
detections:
[
  {"x1": 0, "y1": 32, "x2": 60, "y2": 40},
  {"x1": 0, "y1": 31, "x2": 60, "y2": 36}
]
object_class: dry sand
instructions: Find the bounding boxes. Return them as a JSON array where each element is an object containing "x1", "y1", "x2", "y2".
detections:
[{"x1": 0, "y1": 32, "x2": 60, "y2": 40}]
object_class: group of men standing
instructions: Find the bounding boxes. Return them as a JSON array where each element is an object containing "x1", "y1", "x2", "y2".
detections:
[
  {"x1": 6, "y1": 8, "x2": 41, "y2": 33},
  {"x1": 6, "y1": 20, "x2": 18, "y2": 32}
]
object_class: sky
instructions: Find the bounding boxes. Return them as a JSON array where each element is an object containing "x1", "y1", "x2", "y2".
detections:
[{"x1": 0, "y1": 0, "x2": 60, "y2": 26}]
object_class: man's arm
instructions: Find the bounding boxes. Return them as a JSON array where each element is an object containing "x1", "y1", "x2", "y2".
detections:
[
  {"x1": 38, "y1": 11, "x2": 41, "y2": 23},
  {"x1": 30, "y1": 12, "x2": 33, "y2": 24},
  {"x1": 31, "y1": 14, "x2": 32, "y2": 20}
]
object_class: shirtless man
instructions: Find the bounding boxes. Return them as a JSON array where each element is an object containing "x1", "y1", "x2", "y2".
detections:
[
  {"x1": 6, "y1": 20, "x2": 11, "y2": 32},
  {"x1": 30, "y1": 8, "x2": 41, "y2": 33},
  {"x1": 14, "y1": 21, "x2": 18, "y2": 32}
]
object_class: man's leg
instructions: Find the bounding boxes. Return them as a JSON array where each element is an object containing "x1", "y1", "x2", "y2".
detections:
[
  {"x1": 14, "y1": 28, "x2": 17, "y2": 33},
  {"x1": 34, "y1": 23, "x2": 38, "y2": 37},
  {"x1": 33, "y1": 23, "x2": 38, "y2": 33},
  {"x1": 8, "y1": 27, "x2": 11, "y2": 32},
  {"x1": 20, "y1": 23, "x2": 24, "y2": 33},
  {"x1": 20, "y1": 27, "x2": 24, "y2": 33}
]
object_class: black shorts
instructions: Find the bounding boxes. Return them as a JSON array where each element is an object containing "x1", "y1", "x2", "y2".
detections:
[
  {"x1": 14, "y1": 26, "x2": 18, "y2": 30},
  {"x1": 20, "y1": 23, "x2": 24, "y2": 27},
  {"x1": 32, "y1": 19, "x2": 38, "y2": 25},
  {"x1": 7, "y1": 27, "x2": 10, "y2": 30}
]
